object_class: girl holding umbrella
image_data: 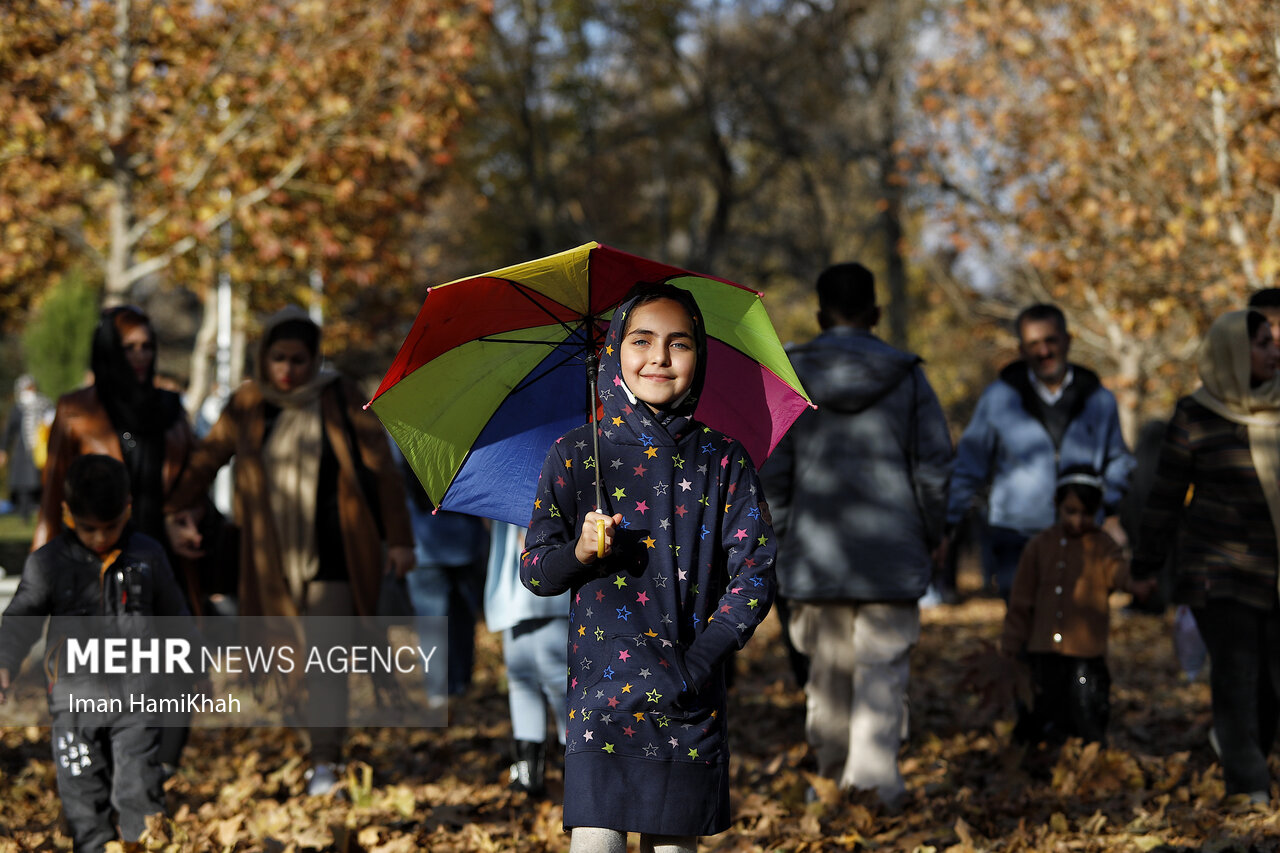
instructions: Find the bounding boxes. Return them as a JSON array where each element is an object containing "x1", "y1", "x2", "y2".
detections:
[{"x1": 521, "y1": 283, "x2": 777, "y2": 853}]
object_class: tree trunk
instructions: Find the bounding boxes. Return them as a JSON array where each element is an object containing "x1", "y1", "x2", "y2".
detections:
[
  {"x1": 881, "y1": 167, "x2": 908, "y2": 350},
  {"x1": 231, "y1": 285, "x2": 249, "y2": 384},
  {"x1": 186, "y1": 284, "x2": 219, "y2": 420},
  {"x1": 103, "y1": 0, "x2": 134, "y2": 308},
  {"x1": 1113, "y1": 345, "x2": 1143, "y2": 449},
  {"x1": 104, "y1": 181, "x2": 132, "y2": 307}
]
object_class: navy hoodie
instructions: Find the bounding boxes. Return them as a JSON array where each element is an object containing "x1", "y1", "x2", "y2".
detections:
[{"x1": 520, "y1": 284, "x2": 776, "y2": 835}]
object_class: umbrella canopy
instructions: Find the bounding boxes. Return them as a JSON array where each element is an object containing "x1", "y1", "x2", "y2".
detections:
[{"x1": 368, "y1": 242, "x2": 812, "y2": 526}]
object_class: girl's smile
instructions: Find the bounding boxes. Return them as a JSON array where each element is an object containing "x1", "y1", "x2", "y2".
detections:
[{"x1": 620, "y1": 298, "x2": 697, "y2": 410}]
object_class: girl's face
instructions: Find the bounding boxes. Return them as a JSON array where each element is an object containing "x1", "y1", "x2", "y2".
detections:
[
  {"x1": 120, "y1": 324, "x2": 155, "y2": 383},
  {"x1": 1057, "y1": 490, "x2": 1096, "y2": 537},
  {"x1": 620, "y1": 298, "x2": 697, "y2": 411},
  {"x1": 1250, "y1": 321, "x2": 1278, "y2": 385},
  {"x1": 264, "y1": 338, "x2": 317, "y2": 393},
  {"x1": 164, "y1": 506, "x2": 206, "y2": 560}
]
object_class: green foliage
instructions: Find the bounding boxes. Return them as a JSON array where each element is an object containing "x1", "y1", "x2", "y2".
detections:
[{"x1": 23, "y1": 268, "x2": 98, "y2": 400}]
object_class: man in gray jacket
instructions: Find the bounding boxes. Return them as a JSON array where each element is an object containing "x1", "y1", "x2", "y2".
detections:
[{"x1": 761, "y1": 262, "x2": 952, "y2": 807}]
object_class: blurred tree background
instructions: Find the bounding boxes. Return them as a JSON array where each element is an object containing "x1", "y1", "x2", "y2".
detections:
[{"x1": 1, "y1": 0, "x2": 1277, "y2": 440}]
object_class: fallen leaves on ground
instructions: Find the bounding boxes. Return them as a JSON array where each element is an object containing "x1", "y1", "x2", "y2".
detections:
[{"x1": 1, "y1": 590, "x2": 1277, "y2": 852}]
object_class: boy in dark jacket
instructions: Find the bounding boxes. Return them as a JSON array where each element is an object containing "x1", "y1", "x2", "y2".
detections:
[{"x1": 0, "y1": 454, "x2": 193, "y2": 852}]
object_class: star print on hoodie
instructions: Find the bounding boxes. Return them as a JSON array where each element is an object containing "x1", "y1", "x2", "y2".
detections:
[{"x1": 520, "y1": 282, "x2": 777, "y2": 836}]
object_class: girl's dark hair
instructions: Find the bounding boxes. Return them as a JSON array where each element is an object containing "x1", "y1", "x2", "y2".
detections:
[
  {"x1": 1054, "y1": 463, "x2": 1104, "y2": 514},
  {"x1": 65, "y1": 454, "x2": 131, "y2": 521},
  {"x1": 620, "y1": 282, "x2": 699, "y2": 336},
  {"x1": 1247, "y1": 309, "x2": 1268, "y2": 341}
]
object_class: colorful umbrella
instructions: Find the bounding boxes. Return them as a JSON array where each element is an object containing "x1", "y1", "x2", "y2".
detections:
[{"x1": 367, "y1": 242, "x2": 812, "y2": 526}]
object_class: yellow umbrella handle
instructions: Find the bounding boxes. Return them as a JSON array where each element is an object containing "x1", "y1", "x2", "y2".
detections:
[{"x1": 597, "y1": 517, "x2": 607, "y2": 559}]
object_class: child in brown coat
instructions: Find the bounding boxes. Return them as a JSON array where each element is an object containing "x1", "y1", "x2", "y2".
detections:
[{"x1": 1001, "y1": 465, "x2": 1155, "y2": 744}]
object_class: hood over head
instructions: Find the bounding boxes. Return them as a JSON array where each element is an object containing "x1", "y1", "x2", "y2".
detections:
[
  {"x1": 1198, "y1": 309, "x2": 1267, "y2": 413},
  {"x1": 91, "y1": 305, "x2": 174, "y2": 434},
  {"x1": 597, "y1": 282, "x2": 707, "y2": 445},
  {"x1": 789, "y1": 329, "x2": 919, "y2": 414},
  {"x1": 255, "y1": 306, "x2": 339, "y2": 407}
]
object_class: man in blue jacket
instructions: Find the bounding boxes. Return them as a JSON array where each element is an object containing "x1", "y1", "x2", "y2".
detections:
[
  {"x1": 944, "y1": 303, "x2": 1134, "y2": 600},
  {"x1": 760, "y1": 263, "x2": 952, "y2": 808}
]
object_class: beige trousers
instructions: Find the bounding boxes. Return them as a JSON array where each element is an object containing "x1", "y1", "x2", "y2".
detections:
[{"x1": 789, "y1": 600, "x2": 919, "y2": 804}]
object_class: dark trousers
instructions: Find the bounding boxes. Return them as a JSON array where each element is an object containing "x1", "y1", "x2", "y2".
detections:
[
  {"x1": 772, "y1": 595, "x2": 809, "y2": 688},
  {"x1": 1193, "y1": 598, "x2": 1280, "y2": 795},
  {"x1": 11, "y1": 486, "x2": 40, "y2": 521},
  {"x1": 1014, "y1": 653, "x2": 1110, "y2": 745},
  {"x1": 52, "y1": 720, "x2": 164, "y2": 852},
  {"x1": 156, "y1": 723, "x2": 189, "y2": 772},
  {"x1": 986, "y1": 526, "x2": 1030, "y2": 601}
]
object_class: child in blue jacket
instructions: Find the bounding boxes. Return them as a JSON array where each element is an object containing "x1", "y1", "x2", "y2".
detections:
[{"x1": 521, "y1": 283, "x2": 776, "y2": 853}]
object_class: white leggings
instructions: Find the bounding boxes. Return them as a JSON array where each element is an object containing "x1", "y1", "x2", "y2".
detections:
[{"x1": 568, "y1": 827, "x2": 696, "y2": 853}]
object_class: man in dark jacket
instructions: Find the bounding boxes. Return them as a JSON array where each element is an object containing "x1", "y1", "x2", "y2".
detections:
[{"x1": 760, "y1": 263, "x2": 952, "y2": 807}]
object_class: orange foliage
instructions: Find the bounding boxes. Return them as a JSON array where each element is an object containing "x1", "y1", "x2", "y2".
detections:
[
  {"x1": 0, "y1": 0, "x2": 489, "y2": 337},
  {"x1": 915, "y1": 0, "x2": 1280, "y2": 426}
]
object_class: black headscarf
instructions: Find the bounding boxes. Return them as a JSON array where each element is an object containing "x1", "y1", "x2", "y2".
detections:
[{"x1": 91, "y1": 306, "x2": 183, "y2": 540}]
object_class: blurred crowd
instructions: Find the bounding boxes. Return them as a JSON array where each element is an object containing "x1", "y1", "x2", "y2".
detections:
[{"x1": 2, "y1": 277, "x2": 1279, "y2": 851}]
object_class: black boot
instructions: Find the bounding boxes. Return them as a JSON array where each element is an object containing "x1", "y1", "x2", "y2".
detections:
[{"x1": 508, "y1": 739, "x2": 547, "y2": 796}]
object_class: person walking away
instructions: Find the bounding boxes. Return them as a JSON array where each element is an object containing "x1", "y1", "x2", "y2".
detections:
[
  {"x1": 759, "y1": 262, "x2": 952, "y2": 808},
  {"x1": 0, "y1": 455, "x2": 196, "y2": 852},
  {"x1": 1, "y1": 375, "x2": 53, "y2": 523},
  {"x1": 942, "y1": 304, "x2": 1134, "y2": 600},
  {"x1": 1132, "y1": 310, "x2": 1280, "y2": 805},
  {"x1": 1002, "y1": 465, "x2": 1155, "y2": 746},
  {"x1": 521, "y1": 283, "x2": 777, "y2": 853},
  {"x1": 167, "y1": 306, "x2": 414, "y2": 795},
  {"x1": 398, "y1": 457, "x2": 488, "y2": 704},
  {"x1": 484, "y1": 520, "x2": 568, "y2": 796}
]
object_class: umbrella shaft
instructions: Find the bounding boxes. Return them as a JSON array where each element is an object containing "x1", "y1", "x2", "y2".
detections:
[{"x1": 586, "y1": 352, "x2": 605, "y2": 513}]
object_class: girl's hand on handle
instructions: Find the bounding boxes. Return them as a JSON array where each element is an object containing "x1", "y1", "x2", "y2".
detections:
[{"x1": 575, "y1": 511, "x2": 623, "y2": 564}]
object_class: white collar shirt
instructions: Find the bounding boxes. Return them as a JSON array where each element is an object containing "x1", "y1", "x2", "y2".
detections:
[{"x1": 1028, "y1": 366, "x2": 1074, "y2": 406}]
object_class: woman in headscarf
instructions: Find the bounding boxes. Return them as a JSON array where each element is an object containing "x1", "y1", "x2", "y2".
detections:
[
  {"x1": 168, "y1": 306, "x2": 414, "y2": 795},
  {"x1": 1, "y1": 375, "x2": 53, "y2": 521},
  {"x1": 34, "y1": 306, "x2": 194, "y2": 551},
  {"x1": 32, "y1": 306, "x2": 199, "y2": 776},
  {"x1": 1132, "y1": 309, "x2": 1280, "y2": 805}
]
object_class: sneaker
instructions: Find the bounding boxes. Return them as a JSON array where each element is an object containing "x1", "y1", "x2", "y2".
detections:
[
  {"x1": 1208, "y1": 728, "x2": 1221, "y2": 759},
  {"x1": 1248, "y1": 790, "x2": 1269, "y2": 805},
  {"x1": 305, "y1": 763, "x2": 341, "y2": 796}
]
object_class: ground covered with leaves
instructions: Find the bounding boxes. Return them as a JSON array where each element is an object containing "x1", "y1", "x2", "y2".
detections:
[{"x1": 0, "y1": 584, "x2": 1277, "y2": 852}]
